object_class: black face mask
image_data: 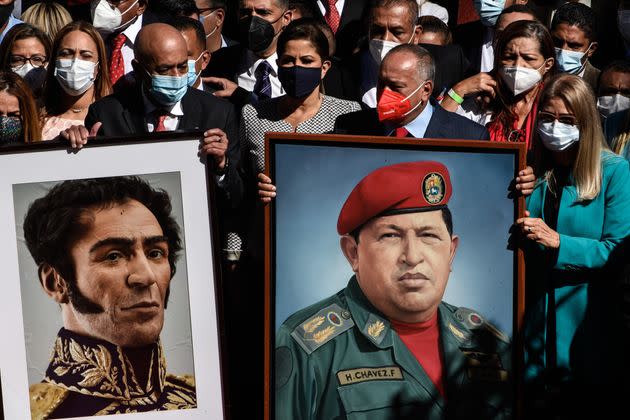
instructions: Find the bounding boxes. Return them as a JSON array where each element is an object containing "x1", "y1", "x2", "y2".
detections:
[
  {"x1": 278, "y1": 65, "x2": 322, "y2": 98},
  {"x1": 239, "y1": 15, "x2": 281, "y2": 54},
  {"x1": 0, "y1": 2, "x2": 13, "y2": 27}
]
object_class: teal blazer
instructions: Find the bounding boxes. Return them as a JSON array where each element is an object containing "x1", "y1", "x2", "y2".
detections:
[{"x1": 524, "y1": 151, "x2": 630, "y2": 386}]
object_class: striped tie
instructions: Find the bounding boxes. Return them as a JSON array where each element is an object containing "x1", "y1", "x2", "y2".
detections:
[{"x1": 253, "y1": 60, "x2": 272, "y2": 101}]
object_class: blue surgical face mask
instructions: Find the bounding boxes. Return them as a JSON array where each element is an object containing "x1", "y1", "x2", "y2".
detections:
[
  {"x1": 145, "y1": 69, "x2": 188, "y2": 107},
  {"x1": 473, "y1": 0, "x2": 505, "y2": 28},
  {"x1": 554, "y1": 45, "x2": 591, "y2": 74},
  {"x1": 187, "y1": 53, "x2": 204, "y2": 87}
]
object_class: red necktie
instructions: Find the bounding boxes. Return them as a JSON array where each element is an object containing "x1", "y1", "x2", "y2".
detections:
[
  {"x1": 394, "y1": 127, "x2": 409, "y2": 138},
  {"x1": 324, "y1": 0, "x2": 341, "y2": 34},
  {"x1": 155, "y1": 113, "x2": 168, "y2": 132},
  {"x1": 109, "y1": 33, "x2": 127, "y2": 85}
]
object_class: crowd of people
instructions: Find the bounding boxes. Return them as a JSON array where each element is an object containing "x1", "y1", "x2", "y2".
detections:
[{"x1": 1, "y1": 0, "x2": 629, "y2": 418}]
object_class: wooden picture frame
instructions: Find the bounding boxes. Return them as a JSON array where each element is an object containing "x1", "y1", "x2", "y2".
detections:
[
  {"x1": 0, "y1": 132, "x2": 227, "y2": 419},
  {"x1": 264, "y1": 133, "x2": 527, "y2": 419}
]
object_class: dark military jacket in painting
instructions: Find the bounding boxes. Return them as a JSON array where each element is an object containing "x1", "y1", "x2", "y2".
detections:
[
  {"x1": 275, "y1": 276, "x2": 512, "y2": 420},
  {"x1": 29, "y1": 328, "x2": 196, "y2": 419}
]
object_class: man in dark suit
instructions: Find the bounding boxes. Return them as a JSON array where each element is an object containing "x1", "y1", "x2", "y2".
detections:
[
  {"x1": 335, "y1": 44, "x2": 489, "y2": 140},
  {"x1": 201, "y1": 0, "x2": 292, "y2": 107},
  {"x1": 172, "y1": 16, "x2": 214, "y2": 93},
  {"x1": 196, "y1": 0, "x2": 239, "y2": 53},
  {"x1": 62, "y1": 23, "x2": 241, "y2": 204}
]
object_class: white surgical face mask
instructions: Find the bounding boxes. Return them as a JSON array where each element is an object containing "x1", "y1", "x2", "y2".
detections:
[
  {"x1": 499, "y1": 62, "x2": 545, "y2": 96},
  {"x1": 91, "y1": 0, "x2": 139, "y2": 36},
  {"x1": 538, "y1": 120, "x2": 580, "y2": 151},
  {"x1": 618, "y1": 10, "x2": 630, "y2": 44},
  {"x1": 368, "y1": 29, "x2": 416, "y2": 65},
  {"x1": 55, "y1": 58, "x2": 98, "y2": 96},
  {"x1": 12, "y1": 62, "x2": 36, "y2": 78},
  {"x1": 597, "y1": 94, "x2": 630, "y2": 117}
]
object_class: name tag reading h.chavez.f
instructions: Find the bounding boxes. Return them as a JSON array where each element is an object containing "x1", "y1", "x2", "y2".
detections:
[{"x1": 337, "y1": 366, "x2": 404, "y2": 386}]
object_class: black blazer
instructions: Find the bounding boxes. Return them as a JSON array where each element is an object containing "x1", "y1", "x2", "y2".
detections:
[
  {"x1": 202, "y1": 44, "x2": 256, "y2": 108},
  {"x1": 84, "y1": 84, "x2": 243, "y2": 207},
  {"x1": 334, "y1": 101, "x2": 490, "y2": 140}
]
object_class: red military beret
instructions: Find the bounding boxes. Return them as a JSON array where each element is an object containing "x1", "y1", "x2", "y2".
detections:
[{"x1": 337, "y1": 161, "x2": 452, "y2": 235}]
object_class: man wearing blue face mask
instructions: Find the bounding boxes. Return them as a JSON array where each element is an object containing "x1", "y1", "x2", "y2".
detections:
[
  {"x1": 172, "y1": 16, "x2": 212, "y2": 92},
  {"x1": 550, "y1": 2, "x2": 600, "y2": 91},
  {"x1": 454, "y1": 0, "x2": 529, "y2": 74},
  {"x1": 62, "y1": 23, "x2": 242, "y2": 204}
]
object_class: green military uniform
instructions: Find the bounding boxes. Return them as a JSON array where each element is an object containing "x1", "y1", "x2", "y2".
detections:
[
  {"x1": 29, "y1": 328, "x2": 196, "y2": 419},
  {"x1": 276, "y1": 277, "x2": 512, "y2": 420}
]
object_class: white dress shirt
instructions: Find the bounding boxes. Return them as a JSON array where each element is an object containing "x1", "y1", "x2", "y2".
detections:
[
  {"x1": 237, "y1": 50, "x2": 284, "y2": 98},
  {"x1": 480, "y1": 26, "x2": 495, "y2": 73},
  {"x1": 142, "y1": 89, "x2": 184, "y2": 132},
  {"x1": 317, "y1": 0, "x2": 346, "y2": 17},
  {"x1": 120, "y1": 14, "x2": 144, "y2": 78}
]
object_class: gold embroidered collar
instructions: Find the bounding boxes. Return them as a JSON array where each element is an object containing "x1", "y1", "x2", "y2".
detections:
[{"x1": 44, "y1": 328, "x2": 166, "y2": 404}]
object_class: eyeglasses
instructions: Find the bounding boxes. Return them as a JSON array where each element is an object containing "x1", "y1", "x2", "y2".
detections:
[
  {"x1": 537, "y1": 111, "x2": 577, "y2": 126},
  {"x1": 198, "y1": 7, "x2": 218, "y2": 16},
  {"x1": 10, "y1": 55, "x2": 47, "y2": 67}
]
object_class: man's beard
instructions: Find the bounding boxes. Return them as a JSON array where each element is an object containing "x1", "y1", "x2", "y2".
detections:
[{"x1": 67, "y1": 280, "x2": 171, "y2": 314}]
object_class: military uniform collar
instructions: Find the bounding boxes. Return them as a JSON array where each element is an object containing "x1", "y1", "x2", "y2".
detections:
[
  {"x1": 44, "y1": 328, "x2": 166, "y2": 404},
  {"x1": 345, "y1": 276, "x2": 393, "y2": 348}
]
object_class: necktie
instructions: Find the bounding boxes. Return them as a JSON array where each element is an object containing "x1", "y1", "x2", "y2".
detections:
[
  {"x1": 394, "y1": 127, "x2": 409, "y2": 138},
  {"x1": 109, "y1": 33, "x2": 127, "y2": 85},
  {"x1": 154, "y1": 110, "x2": 169, "y2": 132},
  {"x1": 253, "y1": 60, "x2": 272, "y2": 101},
  {"x1": 324, "y1": 0, "x2": 341, "y2": 34}
]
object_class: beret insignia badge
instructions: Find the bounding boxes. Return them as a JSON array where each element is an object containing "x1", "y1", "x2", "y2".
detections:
[{"x1": 422, "y1": 172, "x2": 445, "y2": 205}]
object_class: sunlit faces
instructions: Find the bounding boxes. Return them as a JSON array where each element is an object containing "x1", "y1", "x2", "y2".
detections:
[
  {"x1": 238, "y1": 0, "x2": 291, "y2": 30},
  {"x1": 180, "y1": 27, "x2": 210, "y2": 77},
  {"x1": 370, "y1": 5, "x2": 419, "y2": 43},
  {"x1": 277, "y1": 39, "x2": 327, "y2": 71},
  {"x1": 0, "y1": 90, "x2": 20, "y2": 117},
  {"x1": 64, "y1": 200, "x2": 172, "y2": 347},
  {"x1": 551, "y1": 23, "x2": 594, "y2": 55},
  {"x1": 499, "y1": 36, "x2": 552, "y2": 73},
  {"x1": 341, "y1": 211, "x2": 458, "y2": 323},
  {"x1": 598, "y1": 70, "x2": 630, "y2": 97},
  {"x1": 57, "y1": 30, "x2": 100, "y2": 76}
]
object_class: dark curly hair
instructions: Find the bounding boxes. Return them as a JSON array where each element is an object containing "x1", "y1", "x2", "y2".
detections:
[{"x1": 23, "y1": 176, "x2": 183, "y2": 289}]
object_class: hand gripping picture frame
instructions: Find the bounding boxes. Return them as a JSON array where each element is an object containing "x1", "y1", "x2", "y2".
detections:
[
  {"x1": 0, "y1": 133, "x2": 226, "y2": 420},
  {"x1": 264, "y1": 133, "x2": 527, "y2": 420}
]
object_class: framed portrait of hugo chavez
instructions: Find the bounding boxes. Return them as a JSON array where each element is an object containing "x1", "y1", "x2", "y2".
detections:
[
  {"x1": 264, "y1": 133, "x2": 527, "y2": 420},
  {"x1": 0, "y1": 133, "x2": 226, "y2": 420}
]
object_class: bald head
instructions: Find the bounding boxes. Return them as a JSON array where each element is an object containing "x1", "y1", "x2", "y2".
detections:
[
  {"x1": 381, "y1": 45, "x2": 435, "y2": 83},
  {"x1": 134, "y1": 23, "x2": 188, "y2": 69}
]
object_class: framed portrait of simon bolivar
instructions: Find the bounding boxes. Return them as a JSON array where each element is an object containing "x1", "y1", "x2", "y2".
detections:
[
  {"x1": 0, "y1": 133, "x2": 226, "y2": 420},
  {"x1": 264, "y1": 133, "x2": 526, "y2": 420}
]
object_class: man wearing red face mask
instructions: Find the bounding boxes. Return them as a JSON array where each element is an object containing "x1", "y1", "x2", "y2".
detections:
[{"x1": 335, "y1": 44, "x2": 490, "y2": 140}]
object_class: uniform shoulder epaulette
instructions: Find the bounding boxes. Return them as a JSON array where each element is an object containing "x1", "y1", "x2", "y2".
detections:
[
  {"x1": 453, "y1": 307, "x2": 509, "y2": 344},
  {"x1": 29, "y1": 382, "x2": 69, "y2": 420},
  {"x1": 290, "y1": 302, "x2": 354, "y2": 355}
]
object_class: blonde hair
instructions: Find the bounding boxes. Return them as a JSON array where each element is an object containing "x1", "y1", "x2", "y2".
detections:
[
  {"x1": 533, "y1": 74, "x2": 609, "y2": 201},
  {"x1": 21, "y1": 2, "x2": 72, "y2": 41}
]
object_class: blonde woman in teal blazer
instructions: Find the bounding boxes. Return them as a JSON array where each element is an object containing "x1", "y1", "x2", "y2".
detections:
[{"x1": 516, "y1": 76, "x2": 630, "y2": 402}]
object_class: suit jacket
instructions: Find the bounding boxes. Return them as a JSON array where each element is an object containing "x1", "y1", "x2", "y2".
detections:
[
  {"x1": 582, "y1": 60, "x2": 601, "y2": 92},
  {"x1": 84, "y1": 84, "x2": 243, "y2": 207},
  {"x1": 314, "y1": 0, "x2": 370, "y2": 59},
  {"x1": 334, "y1": 101, "x2": 490, "y2": 140},
  {"x1": 202, "y1": 44, "x2": 257, "y2": 108},
  {"x1": 452, "y1": 20, "x2": 486, "y2": 74}
]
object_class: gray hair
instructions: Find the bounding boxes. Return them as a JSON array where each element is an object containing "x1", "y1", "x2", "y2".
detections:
[{"x1": 385, "y1": 44, "x2": 435, "y2": 82}]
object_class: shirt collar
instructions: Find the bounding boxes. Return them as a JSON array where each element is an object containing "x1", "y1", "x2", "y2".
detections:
[
  {"x1": 385, "y1": 100, "x2": 434, "y2": 138},
  {"x1": 0, "y1": 15, "x2": 22, "y2": 42},
  {"x1": 246, "y1": 50, "x2": 279, "y2": 77},
  {"x1": 122, "y1": 13, "x2": 143, "y2": 43},
  {"x1": 220, "y1": 34, "x2": 227, "y2": 49},
  {"x1": 141, "y1": 87, "x2": 184, "y2": 117}
]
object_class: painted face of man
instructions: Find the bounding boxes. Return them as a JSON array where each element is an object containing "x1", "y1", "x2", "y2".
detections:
[
  {"x1": 342, "y1": 210, "x2": 458, "y2": 323},
  {"x1": 64, "y1": 199, "x2": 172, "y2": 347}
]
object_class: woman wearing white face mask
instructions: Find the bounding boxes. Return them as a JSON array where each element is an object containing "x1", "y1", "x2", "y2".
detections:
[
  {"x1": 441, "y1": 20, "x2": 555, "y2": 149},
  {"x1": 0, "y1": 24, "x2": 52, "y2": 97},
  {"x1": 41, "y1": 21, "x2": 111, "y2": 140},
  {"x1": 517, "y1": 75, "x2": 630, "y2": 408}
]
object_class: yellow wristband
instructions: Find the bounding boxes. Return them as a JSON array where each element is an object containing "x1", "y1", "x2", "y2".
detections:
[{"x1": 447, "y1": 88, "x2": 464, "y2": 105}]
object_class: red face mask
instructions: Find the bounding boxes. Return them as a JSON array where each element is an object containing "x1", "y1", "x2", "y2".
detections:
[{"x1": 377, "y1": 84, "x2": 424, "y2": 123}]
